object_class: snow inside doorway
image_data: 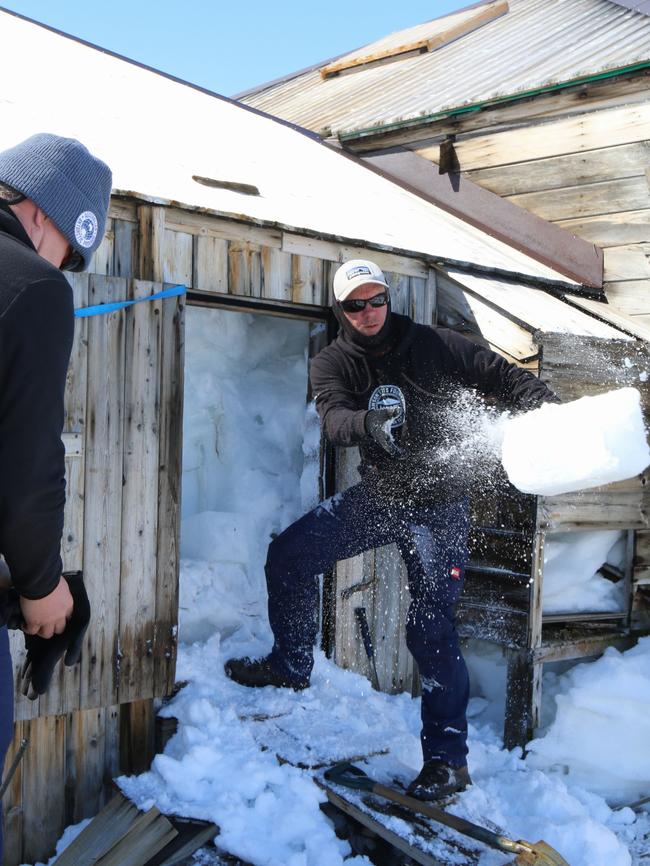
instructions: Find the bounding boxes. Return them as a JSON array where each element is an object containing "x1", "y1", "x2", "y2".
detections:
[{"x1": 179, "y1": 306, "x2": 319, "y2": 645}]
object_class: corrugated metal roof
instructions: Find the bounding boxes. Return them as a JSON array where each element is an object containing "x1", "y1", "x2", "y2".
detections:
[{"x1": 242, "y1": 0, "x2": 650, "y2": 137}]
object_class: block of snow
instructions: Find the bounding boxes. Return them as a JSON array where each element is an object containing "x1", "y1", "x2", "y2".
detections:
[
  {"x1": 501, "y1": 387, "x2": 649, "y2": 495},
  {"x1": 181, "y1": 511, "x2": 250, "y2": 564}
]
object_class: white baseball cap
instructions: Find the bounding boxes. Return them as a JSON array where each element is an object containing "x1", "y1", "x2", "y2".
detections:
[{"x1": 333, "y1": 259, "x2": 389, "y2": 302}]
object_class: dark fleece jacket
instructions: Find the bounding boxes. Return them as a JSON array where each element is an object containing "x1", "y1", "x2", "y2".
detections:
[
  {"x1": 310, "y1": 312, "x2": 558, "y2": 503},
  {"x1": 0, "y1": 205, "x2": 74, "y2": 599}
]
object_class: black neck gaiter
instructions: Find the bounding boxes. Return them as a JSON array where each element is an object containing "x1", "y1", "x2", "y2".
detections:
[{"x1": 333, "y1": 296, "x2": 396, "y2": 358}]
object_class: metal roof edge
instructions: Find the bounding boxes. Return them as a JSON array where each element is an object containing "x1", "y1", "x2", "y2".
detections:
[
  {"x1": 113, "y1": 188, "x2": 603, "y2": 301},
  {"x1": 338, "y1": 60, "x2": 650, "y2": 142}
]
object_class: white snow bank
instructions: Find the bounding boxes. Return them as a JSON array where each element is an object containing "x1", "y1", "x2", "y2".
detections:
[
  {"x1": 116, "y1": 633, "x2": 642, "y2": 866},
  {"x1": 501, "y1": 388, "x2": 649, "y2": 495},
  {"x1": 543, "y1": 530, "x2": 626, "y2": 614},
  {"x1": 527, "y1": 638, "x2": 650, "y2": 805},
  {"x1": 180, "y1": 308, "x2": 313, "y2": 645}
]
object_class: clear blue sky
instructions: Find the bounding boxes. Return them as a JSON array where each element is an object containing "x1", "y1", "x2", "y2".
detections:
[{"x1": 3, "y1": 1, "x2": 469, "y2": 96}]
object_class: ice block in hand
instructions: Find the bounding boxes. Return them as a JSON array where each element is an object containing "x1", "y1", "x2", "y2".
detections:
[{"x1": 501, "y1": 387, "x2": 650, "y2": 495}]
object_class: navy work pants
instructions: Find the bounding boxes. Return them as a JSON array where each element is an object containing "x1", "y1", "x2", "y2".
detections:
[
  {"x1": 0, "y1": 626, "x2": 13, "y2": 862},
  {"x1": 266, "y1": 483, "x2": 471, "y2": 767}
]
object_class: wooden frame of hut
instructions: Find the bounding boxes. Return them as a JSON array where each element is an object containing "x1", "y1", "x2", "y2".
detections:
[{"x1": 1, "y1": 7, "x2": 648, "y2": 864}]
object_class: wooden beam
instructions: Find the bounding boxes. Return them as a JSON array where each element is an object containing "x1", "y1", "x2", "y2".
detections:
[
  {"x1": 363, "y1": 149, "x2": 604, "y2": 287},
  {"x1": 319, "y1": 1, "x2": 508, "y2": 78}
]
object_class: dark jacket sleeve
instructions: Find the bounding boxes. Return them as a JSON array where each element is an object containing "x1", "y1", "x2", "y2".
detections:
[
  {"x1": 436, "y1": 328, "x2": 560, "y2": 409},
  {"x1": 0, "y1": 278, "x2": 74, "y2": 599},
  {"x1": 309, "y1": 350, "x2": 368, "y2": 446}
]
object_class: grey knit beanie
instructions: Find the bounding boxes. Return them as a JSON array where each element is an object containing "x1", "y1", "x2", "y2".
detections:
[{"x1": 0, "y1": 133, "x2": 112, "y2": 271}]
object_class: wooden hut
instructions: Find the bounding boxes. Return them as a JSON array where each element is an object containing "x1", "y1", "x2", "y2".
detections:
[
  {"x1": 0, "y1": 7, "x2": 647, "y2": 864},
  {"x1": 242, "y1": 0, "x2": 650, "y2": 743}
]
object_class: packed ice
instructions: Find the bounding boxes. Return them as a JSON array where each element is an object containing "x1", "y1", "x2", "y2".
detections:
[{"x1": 501, "y1": 388, "x2": 650, "y2": 496}]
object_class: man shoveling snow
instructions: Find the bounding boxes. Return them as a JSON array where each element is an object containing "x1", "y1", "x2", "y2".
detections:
[{"x1": 225, "y1": 258, "x2": 560, "y2": 802}]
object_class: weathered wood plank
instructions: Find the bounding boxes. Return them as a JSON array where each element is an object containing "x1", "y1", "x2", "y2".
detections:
[
  {"x1": 162, "y1": 230, "x2": 193, "y2": 287},
  {"x1": 119, "y1": 699, "x2": 156, "y2": 776},
  {"x1": 540, "y1": 492, "x2": 649, "y2": 531},
  {"x1": 138, "y1": 206, "x2": 166, "y2": 283},
  {"x1": 558, "y1": 209, "x2": 650, "y2": 249},
  {"x1": 604, "y1": 279, "x2": 650, "y2": 315},
  {"x1": 373, "y1": 544, "x2": 413, "y2": 694},
  {"x1": 292, "y1": 254, "x2": 325, "y2": 305},
  {"x1": 436, "y1": 273, "x2": 537, "y2": 360},
  {"x1": 91, "y1": 222, "x2": 115, "y2": 276},
  {"x1": 505, "y1": 176, "x2": 650, "y2": 222},
  {"x1": 153, "y1": 287, "x2": 184, "y2": 697},
  {"x1": 113, "y1": 219, "x2": 138, "y2": 279},
  {"x1": 66, "y1": 707, "x2": 112, "y2": 824},
  {"x1": 320, "y1": 0, "x2": 507, "y2": 78},
  {"x1": 118, "y1": 281, "x2": 162, "y2": 704},
  {"x1": 567, "y1": 296, "x2": 650, "y2": 341},
  {"x1": 604, "y1": 244, "x2": 650, "y2": 282},
  {"x1": 35, "y1": 273, "x2": 89, "y2": 718},
  {"x1": 2, "y1": 722, "x2": 25, "y2": 866},
  {"x1": 445, "y1": 103, "x2": 650, "y2": 171},
  {"x1": 409, "y1": 275, "x2": 427, "y2": 324},
  {"x1": 192, "y1": 235, "x2": 228, "y2": 294},
  {"x1": 109, "y1": 199, "x2": 138, "y2": 223},
  {"x1": 21, "y1": 715, "x2": 66, "y2": 866},
  {"x1": 261, "y1": 246, "x2": 293, "y2": 301},
  {"x1": 229, "y1": 241, "x2": 262, "y2": 297},
  {"x1": 385, "y1": 271, "x2": 409, "y2": 316},
  {"x1": 165, "y1": 207, "x2": 282, "y2": 248},
  {"x1": 467, "y1": 142, "x2": 650, "y2": 196},
  {"x1": 281, "y1": 232, "x2": 428, "y2": 279},
  {"x1": 81, "y1": 275, "x2": 126, "y2": 710}
]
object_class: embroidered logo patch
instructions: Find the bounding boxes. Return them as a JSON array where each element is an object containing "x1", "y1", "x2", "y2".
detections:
[
  {"x1": 74, "y1": 211, "x2": 98, "y2": 248},
  {"x1": 346, "y1": 264, "x2": 372, "y2": 280},
  {"x1": 450, "y1": 566, "x2": 462, "y2": 580},
  {"x1": 368, "y1": 384, "x2": 406, "y2": 427}
]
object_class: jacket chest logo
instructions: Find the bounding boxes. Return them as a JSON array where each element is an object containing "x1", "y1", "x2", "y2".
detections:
[{"x1": 368, "y1": 384, "x2": 406, "y2": 427}]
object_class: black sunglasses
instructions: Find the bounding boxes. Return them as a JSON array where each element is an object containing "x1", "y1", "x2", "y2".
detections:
[
  {"x1": 339, "y1": 292, "x2": 389, "y2": 313},
  {"x1": 60, "y1": 247, "x2": 84, "y2": 272}
]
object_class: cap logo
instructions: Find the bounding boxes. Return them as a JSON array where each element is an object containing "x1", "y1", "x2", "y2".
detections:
[
  {"x1": 346, "y1": 265, "x2": 372, "y2": 280},
  {"x1": 74, "y1": 211, "x2": 98, "y2": 248}
]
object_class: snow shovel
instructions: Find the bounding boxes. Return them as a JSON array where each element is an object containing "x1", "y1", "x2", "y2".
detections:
[{"x1": 324, "y1": 762, "x2": 570, "y2": 866}]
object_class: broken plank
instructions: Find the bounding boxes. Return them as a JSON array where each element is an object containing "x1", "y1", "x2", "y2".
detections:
[
  {"x1": 320, "y1": 784, "x2": 443, "y2": 866},
  {"x1": 53, "y1": 793, "x2": 142, "y2": 866},
  {"x1": 95, "y1": 807, "x2": 178, "y2": 866}
]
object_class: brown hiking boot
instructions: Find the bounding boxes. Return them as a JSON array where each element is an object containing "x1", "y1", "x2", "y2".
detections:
[
  {"x1": 407, "y1": 760, "x2": 471, "y2": 801},
  {"x1": 224, "y1": 655, "x2": 309, "y2": 691}
]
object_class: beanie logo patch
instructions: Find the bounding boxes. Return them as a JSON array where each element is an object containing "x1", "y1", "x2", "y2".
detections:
[{"x1": 75, "y1": 211, "x2": 98, "y2": 248}]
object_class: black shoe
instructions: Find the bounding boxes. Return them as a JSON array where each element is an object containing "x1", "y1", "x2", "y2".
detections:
[
  {"x1": 406, "y1": 760, "x2": 471, "y2": 801},
  {"x1": 224, "y1": 655, "x2": 309, "y2": 691}
]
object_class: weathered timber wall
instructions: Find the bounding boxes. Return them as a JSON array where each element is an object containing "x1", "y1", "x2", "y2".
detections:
[{"x1": 350, "y1": 72, "x2": 650, "y2": 329}]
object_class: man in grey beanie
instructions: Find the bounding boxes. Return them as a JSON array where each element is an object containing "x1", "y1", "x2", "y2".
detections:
[{"x1": 0, "y1": 133, "x2": 111, "y2": 860}]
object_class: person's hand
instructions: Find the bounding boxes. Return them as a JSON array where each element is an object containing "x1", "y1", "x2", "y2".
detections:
[
  {"x1": 21, "y1": 571, "x2": 90, "y2": 699},
  {"x1": 365, "y1": 406, "x2": 403, "y2": 457},
  {"x1": 20, "y1": 578, "x2": 73, "y2": 639}
]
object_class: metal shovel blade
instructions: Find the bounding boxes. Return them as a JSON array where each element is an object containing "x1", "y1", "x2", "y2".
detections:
[{"x1": 514, "y1": 839, "x2": 571, "y2": 866}]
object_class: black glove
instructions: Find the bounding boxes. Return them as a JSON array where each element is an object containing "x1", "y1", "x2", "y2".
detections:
[
  {"x1": 21, "y1": 571, "x2": 91, "y2": 700},
  {"x1": 364, "y1": 406, "x2": 403, "y2": 457}
]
